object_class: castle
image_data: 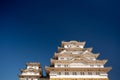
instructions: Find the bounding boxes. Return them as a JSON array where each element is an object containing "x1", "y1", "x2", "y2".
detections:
[{"x1": 18, "y1": 40, "x2": 112, "y2": 80}]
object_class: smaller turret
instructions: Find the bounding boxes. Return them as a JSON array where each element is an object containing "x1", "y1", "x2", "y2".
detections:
[{"x1": 19, "y1": 62, "x2": 42, "y2": 80}]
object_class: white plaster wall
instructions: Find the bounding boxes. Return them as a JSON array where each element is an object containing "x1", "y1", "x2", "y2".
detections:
[
  {"x1": 60, "y1": 50, "x2": 67, "y2": 54},
  {"x1": 69, "y1": 63, "x2": 87, "y2": 68},
  {"x1": 50, "y1": 71, "x2": 108, "y2": 78},
  {"x1": 58, "y1": 57, "x2": 72, "y2": 60},
  {"x1": 72, "y1": 51, "x2": 82, "y2": 54},
  {"x1": 55, "y1": 63, "x2": 104, "y2": 68},
  {"x1": 27, "y1": 66, "x2": 39, "y2": 69},
  {"x1": 86, "y1": 57, "x2": 96, "y2": 61},
  {"x1": 69, "y1": 64, "x2": 104, "y2": 68},
  {"x1": 59, "y1": 50, "x2": 83, "y2": 54},
  {"x1": 64, "y1": 45, "x2": 68, "y2": 48},
  {"x1": 64, "y1": 45, "x2": 83, "y2": 49},
  {"x1": 21, "y1": 72, "x2": 39, "y2": 75},
  {"x1": 79, "y1": 46, "x2": 83, "y2": 48},
  {"x1": 55, "y1": 63, "x2": 68, "y2": 68},
  {"x1": 94, "y1": 65, "x2": 104, "y2": 68},
  {"x1": 50, "y1": 75, "x2": 108, "y2": 78}
]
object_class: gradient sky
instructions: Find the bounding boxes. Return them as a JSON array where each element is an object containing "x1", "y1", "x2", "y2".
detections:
[{"x1": 0, "y1": 0, "x2": 120, "y2": 80}]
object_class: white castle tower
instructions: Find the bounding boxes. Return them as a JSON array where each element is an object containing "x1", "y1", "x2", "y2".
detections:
[
  {"x1": 19, "y1": 62, "x2": 42, "y2": 80},
  {"x1": 45, "y1": 41, "x2": 112, "y2": 80}
]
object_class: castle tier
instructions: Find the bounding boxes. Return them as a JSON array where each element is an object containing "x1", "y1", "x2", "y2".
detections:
[
  {"x1": 45, "y1": 41, "x2": 112, "y2": 80},
  {"x1": 19, "y1": 62, "x2": 42, "y2": 80}
]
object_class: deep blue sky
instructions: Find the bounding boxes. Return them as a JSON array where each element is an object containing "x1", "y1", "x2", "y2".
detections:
[{"x1": 0, "y1": 0, "x2": 120, "y2": 80}]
